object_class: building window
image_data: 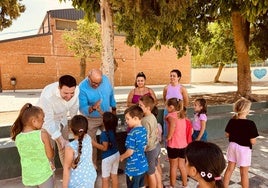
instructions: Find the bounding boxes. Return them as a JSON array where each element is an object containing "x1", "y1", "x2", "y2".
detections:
[
  {"x1": 28, "y1": 56, "x2": 45, "y2": 64},
  {"x1": 56, "y1": 20, "x2": 77, "y2": 30}
]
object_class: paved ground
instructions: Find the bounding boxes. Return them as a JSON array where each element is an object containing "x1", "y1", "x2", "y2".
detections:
[
  {"x1": 0, "y1": 82, "x2": 268, "y2": 187},
  {"x1": 1, "y1": 130, "x2": 268, "y2": 188}
]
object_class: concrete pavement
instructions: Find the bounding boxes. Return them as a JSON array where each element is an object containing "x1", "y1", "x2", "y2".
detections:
[{"x1": 1, "y1": 82, "x2": 268, "y2": 112}]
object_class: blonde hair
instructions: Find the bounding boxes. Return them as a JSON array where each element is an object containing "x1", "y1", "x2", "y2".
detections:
[{"x1": 232, "y1": 98, "x2": 251, "y2": 119}]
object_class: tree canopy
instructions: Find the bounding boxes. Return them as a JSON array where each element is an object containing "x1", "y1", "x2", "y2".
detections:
[
  {"x1": 62, "y1": 0, "x2": 268, "y2": 99},
  {"x1": 0, "y1": 0, "x2": 25, "y2": 31},
  {"x1": 62, "y1": 20, "x2": 101, "y2": 81}
]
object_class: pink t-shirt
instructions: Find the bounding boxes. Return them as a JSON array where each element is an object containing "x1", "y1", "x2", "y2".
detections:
[
  {"x1": 192, "y1": 113, "x2": 207, "y2": 131},
  {"x1": 166, "y1": 112, "x2": 187, "y2": 149}
]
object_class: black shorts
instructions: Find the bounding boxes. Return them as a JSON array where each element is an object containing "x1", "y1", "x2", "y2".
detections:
[{"x1": 167, "y1": 146, "x2": 186, "y2": 159}]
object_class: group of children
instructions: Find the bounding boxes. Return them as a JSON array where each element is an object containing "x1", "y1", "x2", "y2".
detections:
[{"x1": 11, "y1": 96, "x2": 259, "y2": 188}]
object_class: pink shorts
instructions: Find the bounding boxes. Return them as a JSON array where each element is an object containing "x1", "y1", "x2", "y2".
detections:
[{"x1": 226, "y1": 142, "x2": 252, "y2": 167}]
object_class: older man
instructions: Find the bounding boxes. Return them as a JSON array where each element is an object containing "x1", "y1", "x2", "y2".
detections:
[
  {"x1": 79, "y1": 69, "x2": 116, "y2": 167},
  {"x1": 37, "y1": 75, "x2": 79, "y2": 165}
]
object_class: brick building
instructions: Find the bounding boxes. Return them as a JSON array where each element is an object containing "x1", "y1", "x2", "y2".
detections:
[{"x1": 0, "y1": 8, "x2": 191, "y2": 90}]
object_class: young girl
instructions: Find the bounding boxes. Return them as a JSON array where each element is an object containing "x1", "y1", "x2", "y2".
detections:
[
  {"x1": 223, "y1": 98, "x2": 259, "y2": 188},
  {"x1": 185, "y1": 141, "x2": 226, "y2": 188},
  {"x1": 63, "y1": 115, "x2": 97, "y2": 188},
  {"x1": 11, "y1": 103, "x2": 54, "y2": 187},
  {"x1": 192, "y1": 98, "x2": 208, "y2": 141},
  {"x1": 165, "y1": 98, "x2": 188, "y2": 188},
  {"x1": 92, "y1": 112, "x2": 120, "y2": 188}
]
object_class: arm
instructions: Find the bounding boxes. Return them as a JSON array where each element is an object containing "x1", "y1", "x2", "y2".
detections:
[
  {"x1": 92, "y1": 139, "x2": 109, "y2": 151},
  {"x1": 163, "y1": 86, "x2": 167, "y2": 103},
  {"x1": 166, "y1": 116, "x2": 176, "y2": 141},
  {"x1": 181, "y1": 86, "x2": 189, "y2": 107},
  {"x1": 78, "y1": 88, "x2": 90, "y2": 117},
  {"x1": 196, "y1": 120, "x2": 206, "y2": 141},
  {"x1": 148, "y1": 88, "x2": 158, "y2": 105},
  {"x1": 40, "y1": 97, "x2": 62, "y2": 140},
  {"x1": 41, "y1": 129, "x2": 54, "y2": 160},
  {"x1": 120, "y1": 148, "x2": 134, "y2": 162},
  {"x1": 225, "y1": 132, "x2": 230, "y2": 138},
  {"x1": 62, "y1": 146, "x2": 74, "y2": 188},
  {"x1": 250, "y1": 138, "x2": 257, "y2": 145},
  {"x1": 127, "y1": 89, "x2": 135, "y2": 107}
]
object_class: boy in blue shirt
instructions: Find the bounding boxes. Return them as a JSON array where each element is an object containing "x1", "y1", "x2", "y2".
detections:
[{"x1": 120, "y1": 105, "x2": 148, "y2": 188}]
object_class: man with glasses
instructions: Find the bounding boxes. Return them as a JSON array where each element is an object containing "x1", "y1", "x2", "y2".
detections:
[
  {"x1": 79, "y1": 68, "x2": 117, "y2": 168},
  {"x1": 37, "y1": 75, "x2": 79, "y2": 166}
]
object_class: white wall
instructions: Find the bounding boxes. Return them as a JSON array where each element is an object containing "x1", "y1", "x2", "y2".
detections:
[{"x1": 191, "y1": 67, "x2": 268, "y2": 82}]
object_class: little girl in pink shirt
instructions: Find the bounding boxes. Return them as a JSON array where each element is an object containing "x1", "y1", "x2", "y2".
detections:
[{"x1": 165, "y1": 98, "x2": 188, "y2": 188}]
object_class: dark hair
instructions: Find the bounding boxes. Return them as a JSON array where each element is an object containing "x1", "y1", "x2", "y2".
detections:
[
  {"x1": 194, "y1": 98, "x2": 207, "y2": 117},
  {"x1": 135, "y1": 72, "x2": 146, "y2": 87},
  {"x1": 151, "y1": 106, "x2": 158, "y2": 118},
  {"x1": 70, "y1": 115, "x2": 88, "y2": 169},
  {"x1": 11, "y1": 103, "x2": 43, "y2": 141},
  {"x1": 59, "y1": 75, "x2": 77, "y2": 88},
  {"x1": 139, "y1": 95, "x2": 155, "y2": 111},
  {"x1": 170, "y1": 69, "x2": 182, "y2": 78},
  {"x1": 166, "y1": 98, "x2": 184, "y2": 118},
  {"x1": 124, "y1": 105, "x2": 144, "y2": 120},
  {"x1": 185, "y1": 141, "x2": 225, "y2": 188},
  {"x1": 103, "y1": 112, "x2": 118, "y2": 132}
]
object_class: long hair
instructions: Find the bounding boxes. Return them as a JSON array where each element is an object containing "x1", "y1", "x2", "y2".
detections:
[
  {"x1": 11, "y1": 103, "x2": 43, "y2": 141},
  {"x1": 185, "y1": 141, "x2": 226, "y2": 188},
  {"x1": 194, "y1": 98, "x2": 207, "y2": 117},
  {"x1": 70, "y1": 115, "x2": 88, "y2": 169},
  {"x1": 166, "y1": 98, "x2": 184, "y2": 119},
  {"x1": 103, "y1": 112, "x2": 118, "y2": 132}
]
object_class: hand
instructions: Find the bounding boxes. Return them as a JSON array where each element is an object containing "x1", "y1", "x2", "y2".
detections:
[{"x1": 93, "y1": 100, "x2": 101, "y2": 109}]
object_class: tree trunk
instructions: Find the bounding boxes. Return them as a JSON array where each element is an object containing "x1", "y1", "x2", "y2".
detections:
[
  {"x1": 231, "y1": 11, "x2": 252, "y2": 99},
  {"x1": 80, "y1": 57, "x2": 86, "y2": 82},
  {"x1": 100, "y1": 0, "x2": 115, "y2": 86},
  {"x1": 214, "y1": 63, "x2": 224, "y2": 83}
]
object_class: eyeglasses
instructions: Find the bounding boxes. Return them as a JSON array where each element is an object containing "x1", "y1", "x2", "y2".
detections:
[{"x1": 88, "y1": 76, "x2": 102, "y2": 87}]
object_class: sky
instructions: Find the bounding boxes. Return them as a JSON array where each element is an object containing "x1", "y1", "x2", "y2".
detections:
[{"x1": 0, "y1": 0, "x2": 73, "y2": 41}]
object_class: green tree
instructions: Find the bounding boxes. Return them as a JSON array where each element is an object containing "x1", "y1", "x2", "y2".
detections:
[
  {"x1": 0, "y1": 0, "x2": 25, "y2": 31},
  {"x1": 60, "y1": 0, "x2": 116, "y2": 85},
  {"x1": 62, "y1": 20, "x2": 101, "y2": 82},
  {"x1": 114, "y1": 0, "x2": 268, "y2": 100}
]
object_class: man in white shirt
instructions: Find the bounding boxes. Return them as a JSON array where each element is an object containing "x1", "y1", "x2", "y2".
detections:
[{"x1": 37, "y1": 75, "x2": 79, "y2": 165}]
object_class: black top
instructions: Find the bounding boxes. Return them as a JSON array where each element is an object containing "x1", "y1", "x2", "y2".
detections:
[{"x1": 225, "y1": 119, "x2": 259, "y2": 149}]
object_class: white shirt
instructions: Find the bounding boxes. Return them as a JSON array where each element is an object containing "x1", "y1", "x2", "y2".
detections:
[{"x1": 36, "y1": 82, "x2": 79, "y2": 140}]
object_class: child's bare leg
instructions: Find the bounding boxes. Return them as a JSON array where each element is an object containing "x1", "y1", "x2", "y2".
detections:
[
  {"x1": 169, "y1": 158, "x2": 178, "y2": 187},
  {"x1": 102, "y1": 177, "x2": 109, "y2": 188},
  {"x1": 240, "y1": 166, "x2": 249, "y2": 188},
  {"x1": 223, "y1": 161, "x2": 236, "y2": 188},
  {"x1": 178, "y1": 158, "x2": 187, "y2": 187}
]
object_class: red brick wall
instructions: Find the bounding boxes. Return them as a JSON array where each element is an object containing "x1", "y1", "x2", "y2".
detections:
[{"x1": 0, "y1": 19, "x2": 190, "y2": 90}]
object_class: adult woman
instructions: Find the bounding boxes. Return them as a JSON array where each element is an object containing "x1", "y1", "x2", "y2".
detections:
[
  {"x1": 127, "y1": 72, "x2": 158, "y2": 107},
  {"x1": 162, "y1": 69, "x2": 189, "y2": 147},
  {"x1": 163, "y1": 69, "x2": 189, "y2": 106}
]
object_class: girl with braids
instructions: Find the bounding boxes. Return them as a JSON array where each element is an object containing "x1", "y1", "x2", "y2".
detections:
[
  {"x1": 165, "y1": 98, "x2": 188, "y2": 188},
  {"x1": 92, "y1": 112, "x2": 120, "y2": 188},
  {"x1": 185, "y1": 141, "x2": 226, "y2": 188},
  {"x1": 63, "y1": 115, "x2": 96, "y2": 188},
  {"x1": 192, "y1": 98, "x2": 208, "y2": 141},
  {"x1": 11, "y1": 103, "x2": 55, "y2": 187}
]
